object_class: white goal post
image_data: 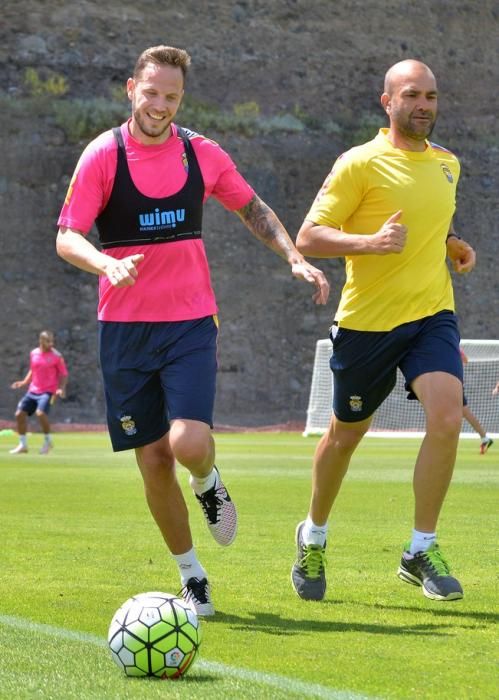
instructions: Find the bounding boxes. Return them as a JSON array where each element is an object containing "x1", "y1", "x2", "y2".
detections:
[{"x1": 303, "y1": 338, "x2": 499, "y2": 438}]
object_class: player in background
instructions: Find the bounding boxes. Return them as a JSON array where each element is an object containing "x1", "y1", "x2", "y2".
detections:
[
  {"x1": 493, "y1": 382, "x2": 499, "y2": 436},
  {"x1": 291, "y1": 59, "x2": 476, "y2": 603},
  {"x1": 460, "y1": 348, "x2": 493, "y2": 454},
  {"x1": 10, "y1": 330, "x2": 68, "y2": 455},
  {"x1": 56, "y1": 45, "x2": 329, "y2": 616}
]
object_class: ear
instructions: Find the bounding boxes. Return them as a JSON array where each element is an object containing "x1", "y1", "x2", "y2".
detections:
[
  {"x1": 380, "y1": 92, "x2": 391, "y2": 115},
  {"x1": 126, "y1": 78, "x2": 134, "y2": 101}
]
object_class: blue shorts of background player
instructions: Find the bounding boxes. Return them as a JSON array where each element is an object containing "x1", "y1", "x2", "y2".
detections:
[
  {"x1": 330, "y1": 310, "x2": 463, "y2": 421},
  {"x1": 99, "y1": 315, "x2": 218, "y2": 452},
  {"x1": 18, "y1": 391, "x2": 53, "y2": 416}
]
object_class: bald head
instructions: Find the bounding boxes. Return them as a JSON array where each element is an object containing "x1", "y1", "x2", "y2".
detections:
[
  {"x1": 384, "y1": 60, "x2": 436, "y2": 96},
  {"x1": 380, "y1": 59, "x2": 438, "y2": 150}
]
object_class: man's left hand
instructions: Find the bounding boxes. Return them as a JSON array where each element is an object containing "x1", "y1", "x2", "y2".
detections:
[
  {"x1": 291, "y1": 262, "x2": 330, "y2": 304},
  {"x1": 447, "y1": 237, "x2": 476, "y2": 273}
]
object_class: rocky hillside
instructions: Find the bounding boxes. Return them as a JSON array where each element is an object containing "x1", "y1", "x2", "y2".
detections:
[{"x1": 1, "y1": 0, "x2": 498, "y2": 427}]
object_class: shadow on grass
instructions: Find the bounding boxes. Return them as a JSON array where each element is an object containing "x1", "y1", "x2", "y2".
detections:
[
  {"x1": 369, "y1": 602, "x2": 499, "y2": 624},
  {"x1": 208, "y1": 609, "x2": 452, "y2": 637},
  {"x1": 126, "y1": 673, "x2": 215, "y2": 685}
]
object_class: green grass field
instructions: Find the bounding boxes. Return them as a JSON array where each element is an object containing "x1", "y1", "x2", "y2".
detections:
[{"x1": 0, "y1": 432, "x2": 497, "y2": 699}]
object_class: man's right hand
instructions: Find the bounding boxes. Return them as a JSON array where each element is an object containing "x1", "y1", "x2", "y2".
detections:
[
  {"x1": 104, "y1": 254, "x2": 145, "y2": 287},
  {"x1": 371, "y1": 210, "x2": 407, "y2": 254}
]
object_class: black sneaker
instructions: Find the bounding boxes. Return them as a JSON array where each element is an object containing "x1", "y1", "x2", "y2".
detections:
[
  {"x1": 291, "y1": 521, "x2": 327, "y2": 601},
  {"x1": 397, "y1": 542, "x2": 463, "y2": 601},
  {"x1": 179, "y1": 577, "x2": 214, "y2": 617},
  {"x1": 190, "y1": 466, "x2": 237, "y2": 546}
]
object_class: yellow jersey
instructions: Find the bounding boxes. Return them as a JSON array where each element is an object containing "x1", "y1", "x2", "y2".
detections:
[{"x1": 307, "y1": 128, "x2": 460, "y2": 331}]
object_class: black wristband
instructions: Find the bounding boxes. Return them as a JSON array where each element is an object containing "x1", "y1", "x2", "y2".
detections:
[{"x1": 446, "y1": 233, "x2": 462, "y2": 242}]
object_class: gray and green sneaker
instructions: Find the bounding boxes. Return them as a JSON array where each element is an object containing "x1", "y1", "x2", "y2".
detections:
[
  {"x1": 397, "y1": 542, "x2": 463, "y2": 601},
  {"x1": 291, "y1": 521, "x2": 327, "y2": 601}
]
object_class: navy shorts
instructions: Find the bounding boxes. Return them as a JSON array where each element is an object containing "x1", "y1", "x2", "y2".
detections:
[
  {"x1": 18, "y1": 392, "x2": 52, "y2": 416},
  {"x1": 330, "y1": 310, "x2": 463, "y2": 422},
  {"x1": 99, "y1": 316, "x2": 218, "y2": 452}
]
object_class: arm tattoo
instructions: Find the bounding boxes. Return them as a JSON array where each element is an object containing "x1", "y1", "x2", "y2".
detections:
[{"x1": 235, "y1": 195, "x2": 296, "y2": 260}]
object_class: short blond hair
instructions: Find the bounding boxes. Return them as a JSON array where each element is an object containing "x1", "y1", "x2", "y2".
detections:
[{"x1": 133, "y1": 45, "x2": 191, "y2": 82}]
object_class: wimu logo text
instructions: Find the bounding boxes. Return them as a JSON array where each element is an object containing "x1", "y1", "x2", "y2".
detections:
[{"x1": 138, "y1": 208, "x2": 186, "y2": 231}]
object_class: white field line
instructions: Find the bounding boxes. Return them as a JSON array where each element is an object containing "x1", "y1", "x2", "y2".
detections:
[{"x1": 0, "y1": 613, "x2": 375, "y2": 700}]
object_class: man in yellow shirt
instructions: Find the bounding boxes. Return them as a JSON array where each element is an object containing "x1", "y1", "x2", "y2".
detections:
[{"x1": 291, "y1": 59, "x2": 476, "y2": 602}]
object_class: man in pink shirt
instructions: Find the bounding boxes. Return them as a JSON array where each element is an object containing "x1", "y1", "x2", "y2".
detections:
[
  {"x1": 56, "y1": 44, "x2": 329, "y2": 616},
  {"x1": 10, "y1": 330, "x2": 68, "y2": 455}
]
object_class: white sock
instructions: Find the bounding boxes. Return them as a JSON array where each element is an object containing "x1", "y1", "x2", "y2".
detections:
[
  {"x1": 409, "y1": 529, "x2": 437, "y2": 556},
  {"x1": 480, "y1": 435, "x2": 490, "y2": 443},
  {"x1": 189, "y1": 467, "x2": 218, "y2": 496},
  {"x1": 44, "y1": 434, "x2": 52, "y2": 444},
  {"x1": 19, "y1": 435, "x2": 27, "y2": 448},
  {"x1": 172, "y1": 547, "x2": 207, "y2": 585},
  {"x1": 302, "y1": 515, "x2": 328, "y2": 547}
]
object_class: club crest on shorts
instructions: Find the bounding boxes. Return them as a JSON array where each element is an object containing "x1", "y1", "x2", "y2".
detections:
[
  {"x1": 120, "y1": 415, "x2": 137, "y2": 436},
  {"x1": 349, "y1": 395, "x2": 363, "y2": 412}
]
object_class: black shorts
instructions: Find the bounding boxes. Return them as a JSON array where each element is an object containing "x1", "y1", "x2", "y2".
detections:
[
  {"x1": 330, "y1": 310, "x2": 463, "y2": 422},
  {"x1": 99, "y1": 316, "x2": 218, "y2": 451}
]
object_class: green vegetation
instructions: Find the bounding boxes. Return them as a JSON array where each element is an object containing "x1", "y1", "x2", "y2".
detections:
[
  {"x1": 0, "y1": 432, "x2": 497, "y2": 699},
  {"x1": 346, "y1": 110, "x2": 386, "y2": 146},
  {"x1": 24, "y1": 67, "x2": 69, "y2": 98},
  {"x1": 178, "y1": 96, "x2": 307, "y2": 137},
  {"x1": 52, "y1": 98, "x2": 130, "y2": 143},
  {"x1": 2, "y1": 66, "x2": 374, "y2": 143}
]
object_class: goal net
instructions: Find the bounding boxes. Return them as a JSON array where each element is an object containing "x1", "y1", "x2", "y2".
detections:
[{"x1": 303, "y1": 338, "x2": 499, "y2": 437}]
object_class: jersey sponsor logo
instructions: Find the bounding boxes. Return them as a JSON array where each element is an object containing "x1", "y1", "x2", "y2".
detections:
[
  {"x1": 440, "y1": 163, "x2": 454, "y2": 183},
  {"x1": 138, "y1": 207, "x2": 186, "y2": 231},
  {"x1": 349, "y1": 395, "x2": 363, "y2": 412},
  {"x1": 120, "y1": 415, "x2": 137, "y2": 436}
]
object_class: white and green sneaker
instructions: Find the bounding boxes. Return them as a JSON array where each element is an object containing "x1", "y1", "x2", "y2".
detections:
[{"x1": 291, "y1": 521, "x2": 327, "y2": 601}]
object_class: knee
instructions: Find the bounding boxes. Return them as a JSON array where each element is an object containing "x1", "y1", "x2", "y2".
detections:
[
  {"x1": 326, "y1": 422, "x2": 367, "y2": 454},
  {"x1": 138, "y1": 443, "x2": 175, "y2": 476},
  {"x1": 172, "y1": 433, "x2": 211, "y2": 467},
  {"x1": 426, "y1": 408, "x2": 462, "y2": 438},
  {"x1": 139, "y1": 458, "x2": 176, "y2": 495},
  {"x1": 169, "y1": 420, "x2": 213, "y2": 468}
]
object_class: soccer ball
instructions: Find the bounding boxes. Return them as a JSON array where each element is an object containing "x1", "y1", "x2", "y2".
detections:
[{"x1": 108, "y1": 591, "x2": 201, "y2": 679}]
